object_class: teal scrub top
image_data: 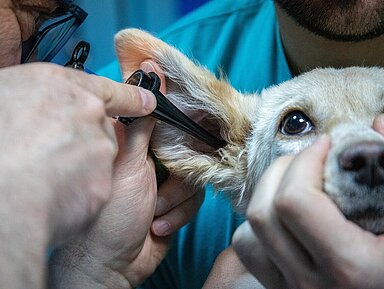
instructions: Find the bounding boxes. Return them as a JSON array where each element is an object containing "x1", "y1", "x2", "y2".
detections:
[{"x1": 98, "y1": 0, "x2": 292, "y2": 288}]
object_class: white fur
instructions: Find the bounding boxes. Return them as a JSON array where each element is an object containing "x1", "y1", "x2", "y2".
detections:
[{"x1": 115, "y1": 29, "x2": 384, "y2": 233}]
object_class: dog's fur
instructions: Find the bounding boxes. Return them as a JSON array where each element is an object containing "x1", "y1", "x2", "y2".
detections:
[{"x1": 115, "y1": 29, "x2": 384, "y2": 234}]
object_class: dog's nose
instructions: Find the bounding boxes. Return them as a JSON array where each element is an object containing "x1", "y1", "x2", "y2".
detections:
[{"x1": 339, "y1": 141, "x2": 384, "y2": 188}]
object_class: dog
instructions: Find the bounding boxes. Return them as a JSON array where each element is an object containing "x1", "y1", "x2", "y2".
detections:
[{"x1": 115, "y1": 28, "x2": 384, "y2": 234}]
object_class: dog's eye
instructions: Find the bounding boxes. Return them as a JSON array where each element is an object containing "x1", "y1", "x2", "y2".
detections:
[{"x1": 279, "y1": 111, "x2": 313, "y2": 135}]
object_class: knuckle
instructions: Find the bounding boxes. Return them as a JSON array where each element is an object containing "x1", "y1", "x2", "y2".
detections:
[
  {"x1": 29, "y1": 63, "x2": 69, "y2": 86},
  {"x1": 105, "y1": 121, "x2": 118, "y2": 149},
  {"x1": 89, "y1": 185, "x2": 111, "y2": 216},
  {"x1": 99, "y1": 78, "x2": 113, "y2": 105},
  {"x1": 232, "y1": 223, "x2": 251, "y2": 250},
  {"x1": 78, "y1": 91, "x2": 107, "y2": 121},
  {"x1": 30, "y1": 62, "x2": 62, "y2": 74},
  {"x1": 274, "y1": 183, "x2": 302, "y2": 217},
  {"x1": 173, "y1": 197, "x2": 200, "y2": 227},
  {"x1": 274, "y1": 189, "x2": 294, "y2": 215},
  {"x1": 92, "y1": 185, "x2": 110, "y2": 207},
  {"x1": 95, "y1": 136, "x2": 118, "y2": 161},
  {"x1": 328, "y1": 258, "x2": 366, "y2": 289},
  {"x1": 91, "y1": 96, "x2": 106, "y2": 117},
  {"x1": 48, "y1": 63, "x2": 72, "y2": 81},
  {"x1": 126, "y1": 86, "x2": 145, "y2": 111},
  {"x1": 231, "y1": 229, "x2": 242, "y2": 247},
  {"x1": 83, "y1": 136, "x2": 116, "y2": 170},
  {"x1": 246, "y1": 205, "x2": 269, "y2": 232},
  {"x1": 103, "y1": 136, "x2": 118, "y2": 157},
  {"x1": 87, "y1": 92, "x2": 105, "y2": 111}
]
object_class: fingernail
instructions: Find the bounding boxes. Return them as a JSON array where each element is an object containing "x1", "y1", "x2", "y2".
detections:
[
  {"x1": 374, "y1": 114, "x2": 384, "y2": 134},
  {"x1": 379, "y1": 115, "x2": 384, "y2": 128},
  {"x1": 315, "y1": 134, "x2": 330, "y2": 146},
  {"x1": 152, "y1": 220, "x2": 171, "y2": 236},
  {"x1": 155, "y1": 197, "x2": 168, "y2": 216},
  {"x1": 140, "y1": 88, "x2": 156, "y2": 112},
  {"x1": 140, "y1": 61, "x2": 155, "y2": 73},
  {"x1": 312, "y1": 134, "x2": 331, "y2": 159}
]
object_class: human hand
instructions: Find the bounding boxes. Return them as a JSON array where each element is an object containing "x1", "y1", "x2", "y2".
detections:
[
  {"x1": 0, "y1": 62, "x2": 156, "y2": 243},
  {"x1": 48, "y1": 60, "x2": 204, "y2": 288},
  {"x1": 232, "y1": 135, "x2": 384, "y2": 289},
  {"x1": 48, "y1": 116, "x2": 164, "y2": 289},
  {"x1": 151, "y1": 176, "x2": 205, "y2": 236},
  {"x1": 0, "y1": 63, "x2": 155, "y2": 289}
]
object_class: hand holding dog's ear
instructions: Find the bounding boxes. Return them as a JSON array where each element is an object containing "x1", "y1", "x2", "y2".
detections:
[
  {"x1": 232, "y1": 135, "x2": 384, "y2": 289},
  {"x1": 48, "y1": 60, "x2": 205, "y2": 288}
]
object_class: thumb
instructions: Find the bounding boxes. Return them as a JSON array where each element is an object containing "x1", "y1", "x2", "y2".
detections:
[
  {"x1": 114, "y1": 60, "x2": 163, "y2": 163},
  {"x1": 283, "y1": 134, "x2": 331, "y2": 190},
  {"x1": 114, "y1": 117, "x2": 156, "y2": 165}
]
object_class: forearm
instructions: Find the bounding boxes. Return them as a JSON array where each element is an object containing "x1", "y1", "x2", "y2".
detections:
[{"x1": 48, "y1": 242, "x2": 132, "y2": 289}]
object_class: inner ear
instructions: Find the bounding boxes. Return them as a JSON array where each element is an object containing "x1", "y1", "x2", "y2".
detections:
[
  {"x1": 115, "y1": 29, "x2": 254, "y2": 206},
  {"x1": 185, "y1": 110, "x2": 224, "y2": 153},
  {"x1": 114, "y1": 28, "x2": 251, "y2": 147},
  {"x1": 158, "y1": 84, "x2": 226, "y2": 154}
]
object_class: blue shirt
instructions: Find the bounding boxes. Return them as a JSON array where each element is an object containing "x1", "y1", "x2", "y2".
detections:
[{"x1": 99, "y1": 0, "x2": 292, "y2": 288}]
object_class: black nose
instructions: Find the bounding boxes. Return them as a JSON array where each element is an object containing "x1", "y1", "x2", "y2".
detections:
[{"x1": 339, "y1": 141, "x2": 384, "y2": 188}]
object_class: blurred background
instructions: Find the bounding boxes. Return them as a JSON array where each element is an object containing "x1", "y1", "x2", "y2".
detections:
[{"x1": 57, "y1": 0, "x2": 210, "y2": 72}]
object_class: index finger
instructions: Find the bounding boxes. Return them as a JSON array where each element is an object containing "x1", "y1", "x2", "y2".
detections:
[{"x1": 70, "y1": 68, "x2": 157, "y2": 117}]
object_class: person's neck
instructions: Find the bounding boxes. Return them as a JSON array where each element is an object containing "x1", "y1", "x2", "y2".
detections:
[{"x1": 275, "y1": 4, "x2": 384, "y2": 76}]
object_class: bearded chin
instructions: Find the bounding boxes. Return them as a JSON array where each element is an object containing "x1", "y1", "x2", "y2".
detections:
[{"x1": 275, "y1": 0, "x2": 384, "y2": 42}]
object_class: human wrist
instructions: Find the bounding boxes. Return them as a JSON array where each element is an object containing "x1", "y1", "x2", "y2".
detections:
[
  {"x1": 0, "y1": 177, "x2": 49, "y2": 289},
  {"x1": 48, "y1": 241, "x2": 133, "y2": 289}
]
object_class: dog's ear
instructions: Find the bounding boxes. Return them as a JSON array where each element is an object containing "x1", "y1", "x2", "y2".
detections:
[{"x1": 115, "y1": 28, "x2": 256, "y2": 210}]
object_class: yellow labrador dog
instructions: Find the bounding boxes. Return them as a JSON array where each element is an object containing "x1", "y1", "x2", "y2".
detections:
[{"x1": 115, "y1": 28, "x2": 384, "y2": 234}]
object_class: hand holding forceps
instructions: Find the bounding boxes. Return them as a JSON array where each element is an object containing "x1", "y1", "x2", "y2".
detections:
[{"x1": 67, "y1": 41, "x2": 226, "y2": 150}]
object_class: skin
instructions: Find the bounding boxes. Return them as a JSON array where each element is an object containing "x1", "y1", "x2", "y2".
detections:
[
  {"x1": 6, "y1": 0, "x2": 384, "y2": 288},
  {"x1": 223, "y1": 1, "x2": 384, "y2": 288},
  {"x1": 231, "y1": 134, "x2": 384, "y2": 289},
  {"x1": 48, "y1": 61, "x2": 204, "y2": 289},
  {"x1": 0, "y1": 0, "x2": 203, "y2": 288},
  {"x1": 275, "y1": 0, "x2": 384, "y2": 41},
  {"x1": 274, "y1": 1, "x2": 384, "y2": 75}
]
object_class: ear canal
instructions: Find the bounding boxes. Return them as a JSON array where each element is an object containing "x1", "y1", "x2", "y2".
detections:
[{"x1": 114, "y1": 28, "x2": 253, "y2": 211}]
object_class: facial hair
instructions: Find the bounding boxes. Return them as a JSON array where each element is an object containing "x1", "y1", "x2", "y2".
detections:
[{"x1": 275, "y1": 0, "x2": 384, "y2": 41}]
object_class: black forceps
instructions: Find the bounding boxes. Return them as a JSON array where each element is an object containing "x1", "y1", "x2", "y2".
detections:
[
  {"x1": 65, "y1": 40, "x2": 90, "y2": 70},
  {"x1": 118, "y1": 70, "x2": 227, "y2": 150},
  {"x1": 65, "y1": 40, "x2": 95, "y2": 74},
  {"x1": 65, "y1": 42, "x2": 225, "y2": 150}
]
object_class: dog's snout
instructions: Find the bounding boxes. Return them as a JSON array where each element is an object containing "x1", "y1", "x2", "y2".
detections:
[{"x1": 339, "y1": 141, "x2": 384, "y2": 188}]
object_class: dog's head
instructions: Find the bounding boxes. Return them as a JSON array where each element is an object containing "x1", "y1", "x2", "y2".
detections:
[{"x1": 115, "y1": 29, "x2": 384, "y2": 234}]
